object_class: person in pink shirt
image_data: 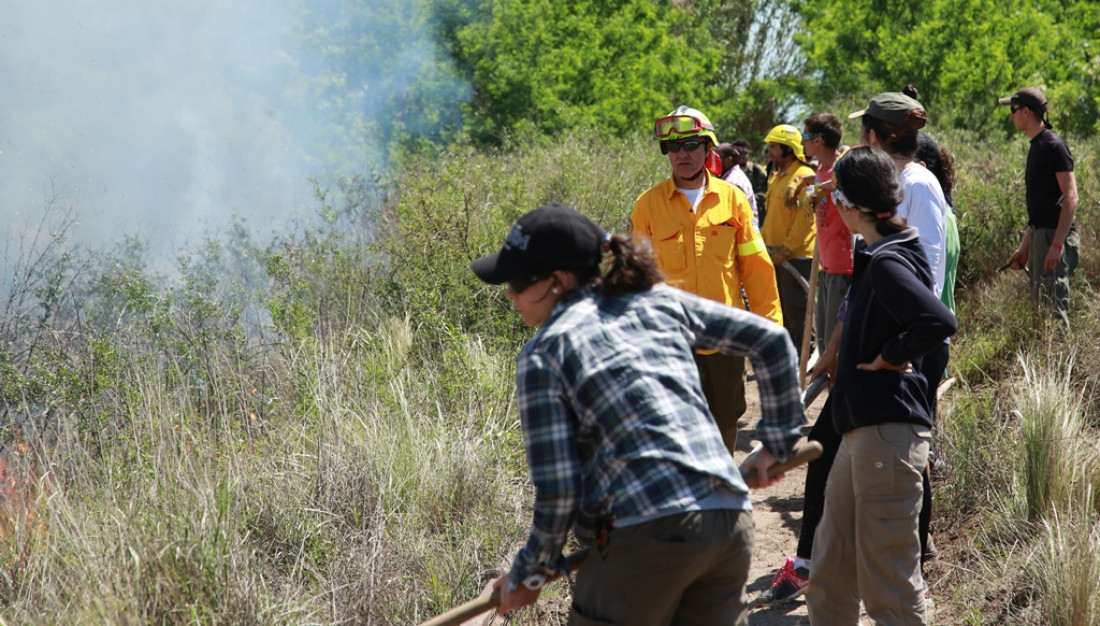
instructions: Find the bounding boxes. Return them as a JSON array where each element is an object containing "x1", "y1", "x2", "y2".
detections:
[
  {"x1": 801, "y1": 113, "x2": 852, "y2": 347},
  {"x1": 755, "y1": 114, "x2": 851, "y2": 607}
]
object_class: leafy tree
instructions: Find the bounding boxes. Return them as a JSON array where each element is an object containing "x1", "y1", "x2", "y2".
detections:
[
  {"x1": 792, "y1": 0, "x2": 1100, "y2": 134},
  {"x1": 295, "y1": 0, "x2": 816, "y2": 157},
  {"x1": 693, "y1": 0, "x2": 810, "y2": 140},
  {"x1": 293, "y1": 0, "x2": 472, "y2": 168},
  {"x1": 436, "y1": 0, "x2": 721, "y2": 143}
]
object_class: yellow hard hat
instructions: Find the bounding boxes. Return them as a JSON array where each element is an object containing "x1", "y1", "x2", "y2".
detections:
[{"x1": 765, "y1": 124, "x2": 807, "y2": 162}]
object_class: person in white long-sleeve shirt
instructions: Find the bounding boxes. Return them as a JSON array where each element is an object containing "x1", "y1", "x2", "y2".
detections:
[{"x1": 849, "y1": 91, "x2": 948, "y2": 297}]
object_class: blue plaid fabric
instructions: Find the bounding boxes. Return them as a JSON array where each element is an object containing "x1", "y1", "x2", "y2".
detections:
[{"x1": 508, "y1": 283, "x2": 806, "y2": 587}]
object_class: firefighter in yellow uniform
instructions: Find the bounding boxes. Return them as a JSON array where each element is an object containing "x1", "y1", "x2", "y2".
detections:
[
  {"x1": 761, "y1": 124, "x2": 817, "y2": 358},
  {"x1": 632, "y1": 106, "x2": 783, "y2": 455}
]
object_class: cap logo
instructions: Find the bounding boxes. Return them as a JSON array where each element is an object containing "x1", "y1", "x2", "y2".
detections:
[{"x1": 503, "y1": 224, "x2": 531, "y2": 251}]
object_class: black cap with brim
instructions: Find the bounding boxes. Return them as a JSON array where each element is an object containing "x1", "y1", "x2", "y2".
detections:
[
  {"x1": 470, "y1": 249, "x2": 540, "y2": 285},
  {"x1": 998, "y1": 86, "x2": 1048, "y2": 112},
  {"x1": 470, "y1": 204, "x2": 606, "y2": 285}
]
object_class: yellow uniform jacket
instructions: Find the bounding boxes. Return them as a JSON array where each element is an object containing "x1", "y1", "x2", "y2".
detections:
[
  {"x1": 762, "y1": 161, "x2": 817, "y2": 258},
  {"x1": 631, "y1": 174, "x2": 783, "y2": 328}
]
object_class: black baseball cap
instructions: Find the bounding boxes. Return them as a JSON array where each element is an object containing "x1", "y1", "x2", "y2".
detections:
[
  {"x1": 470, "y1": 204, "x2": 607, "y2": 284},
  {"x1": 998, "y1": 86, "x2": 1048, "y2": 113}
]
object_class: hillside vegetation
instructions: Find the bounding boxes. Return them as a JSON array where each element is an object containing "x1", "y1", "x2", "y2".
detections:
[{"x1": 0, "y1": 120, "x2": 1098, "y2": 623}]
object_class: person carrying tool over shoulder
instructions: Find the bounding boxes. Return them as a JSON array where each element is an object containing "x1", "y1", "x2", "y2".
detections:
[
  {"x1": 471, "y1": 204, "x2": 806, "y2": 625},
  {"x1": 631, "y1": 105, "x2": 782, "y2": 457},
  {"x1": 761, "y1": 123, "x2": 817, "y2": 358}
]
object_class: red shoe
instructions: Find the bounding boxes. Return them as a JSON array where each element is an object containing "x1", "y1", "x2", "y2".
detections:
[{"x1": 757, "y1": 556, "x2": 809, "y2": 605}]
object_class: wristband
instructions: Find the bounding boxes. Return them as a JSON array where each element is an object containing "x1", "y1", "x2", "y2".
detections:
[
  {"x1": 1051, "y1": 241, "x2": 1064, "y2": 251},
  {"x1": 522, "y1": 572, "x2": 547, "y2": 590}
]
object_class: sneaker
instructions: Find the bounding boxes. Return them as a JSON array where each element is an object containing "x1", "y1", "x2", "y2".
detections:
[
  {"x1": 921, "y1": 533, "x2": 938, "y2": 564},
  {"x1": 757, "y1": 556, "x2": 810, "y2": 605}
]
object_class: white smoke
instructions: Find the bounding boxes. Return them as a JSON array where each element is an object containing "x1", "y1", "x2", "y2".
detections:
[{"x1": 1, "y1": 0, "x2": 451, "y2": 268}]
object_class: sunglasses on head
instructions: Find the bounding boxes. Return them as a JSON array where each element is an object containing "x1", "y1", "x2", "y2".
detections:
[
  {"x1": 654, "y1": 115, "x2": 705, "y2": 139},
  {"x1": 507, "y1": 273, "x2": 551, "y2": 294},
  {"x1": 661, "y1": 140, "x2": 706, "y2": 154}
]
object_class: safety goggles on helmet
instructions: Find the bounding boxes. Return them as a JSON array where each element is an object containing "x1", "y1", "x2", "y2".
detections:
[{"x1": 654, "y1": 115, "x2": 708, "y2": 139}]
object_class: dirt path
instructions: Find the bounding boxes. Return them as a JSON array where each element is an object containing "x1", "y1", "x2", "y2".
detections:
[
  {"x1": 732, "y1": 377, "x2": 825, "y2": 626},
  {"x1": 462, "y1": 381, "x2": 888, "y2": 626}
]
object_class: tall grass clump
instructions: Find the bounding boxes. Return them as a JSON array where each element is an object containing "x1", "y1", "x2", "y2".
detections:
[
  {"x1": 937, "y1": 385, "x2": 1020, "y2": 519},
  {"x1": 0, "y1": 297, "x2": 531, "y2": 622},
  {"x1": 934, "y1": 348, "x2": 1100, "y2": 624},
  {"x1": 0, "y1": 386, "x2": 311, "y2": 624},
  {"x1": 1015, "y1": 352, "x2": 1100, "y2": 524},
  {"x1": 371, "y1": 126, "x2": 664, "y2": 353},
  {"x1": 230, "y1": 316, "x2": 529, "y2": 623},
  {"x1": 1028, "y1": 507, "x2": 1100, "y2": 625},
  {"x1": 949, "y1": 275, "x2": 1035, "y2": 385}
]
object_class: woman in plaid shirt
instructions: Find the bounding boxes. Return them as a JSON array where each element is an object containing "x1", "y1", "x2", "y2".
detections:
[{"x1": 471, "y1": 204, "x2": 807, "y2": 625}]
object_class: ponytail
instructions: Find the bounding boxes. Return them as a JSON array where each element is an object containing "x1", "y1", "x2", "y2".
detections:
[{"x1": 593, "y1": 234, "x2": 664, "y2": 297}]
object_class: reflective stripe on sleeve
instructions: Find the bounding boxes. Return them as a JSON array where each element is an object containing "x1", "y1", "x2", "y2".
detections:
[{"x1": 737, "y1": 237, "x2": 767, "y2": 257}]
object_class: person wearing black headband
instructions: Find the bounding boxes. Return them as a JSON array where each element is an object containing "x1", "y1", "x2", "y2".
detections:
[
  {"x1": 998, "y1": 86, "x2": 1079, "y2": 325},
  {"x1": 472, "y1": 204, "x2": 806, "y2": 624}
]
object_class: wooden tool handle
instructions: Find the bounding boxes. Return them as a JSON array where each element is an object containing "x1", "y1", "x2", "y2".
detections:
[
  {"x1": 739, "y1": 437, "x2": 824, "y2": 489},
  {"x1": 419, "y1": 591, "x2": 501, "y2": 626},
  {"x1": 419, "y1": 548, "x2": 590, "y2": 626}
]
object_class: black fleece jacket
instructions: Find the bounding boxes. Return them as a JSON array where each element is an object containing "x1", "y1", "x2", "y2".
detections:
[{"x1": 832, "y1": 228, "x2": 957, "y2": 434}]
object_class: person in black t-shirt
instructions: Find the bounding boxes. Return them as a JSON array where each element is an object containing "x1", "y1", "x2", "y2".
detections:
[{"x1": 999, "y1": 86, "x2": 1079, "y2": 325}]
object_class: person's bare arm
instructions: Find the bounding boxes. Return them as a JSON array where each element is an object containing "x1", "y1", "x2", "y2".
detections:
[
  {"x1": 1044, "y1": 171, "x2": 1078, "y2": 272},
  {"x1": 1006, "y1": 226, "x2": 1031, "y2": 271},
  {"x1": 811, "y1": 319, "x2": 842, "y2": 384}
]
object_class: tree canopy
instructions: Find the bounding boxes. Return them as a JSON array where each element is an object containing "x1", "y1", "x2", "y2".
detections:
[
  {"x1": 793, "y1": 0, "x2": 1100, "y2": 134},
  {"x1": 439, "y1": 0, "x2": 719, "y2": 143},
  {"x1": 295, "y1": 0, "x2": 1100, "y2": 168}
]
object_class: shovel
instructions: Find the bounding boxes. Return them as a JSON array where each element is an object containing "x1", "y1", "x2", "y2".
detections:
[
  {"x1": 418, "y1": 438, "x2": 823, "y2": 626},
  {"x1": 418, "y1": 549, "x2": 588, "y2": 626}
]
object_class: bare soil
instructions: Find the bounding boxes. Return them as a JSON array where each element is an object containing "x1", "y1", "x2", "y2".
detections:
[
  {"x1": 738, "y1": 378, "x2": 963, "y2": 625},
  {"x1": 732, "y1": 378, "x2": 822, "y2": 626}
]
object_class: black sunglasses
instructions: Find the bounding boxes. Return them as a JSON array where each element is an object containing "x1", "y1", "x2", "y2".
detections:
[
  {"x1": 661, "y1": 140, "x2": 706, "y2": 154},
  {"x1": 507, "y1": 273, "x2": 551, "y2": 294},
  {"x1": 1010, "y1": 104, "x2": 1023, "y2": 114}
]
